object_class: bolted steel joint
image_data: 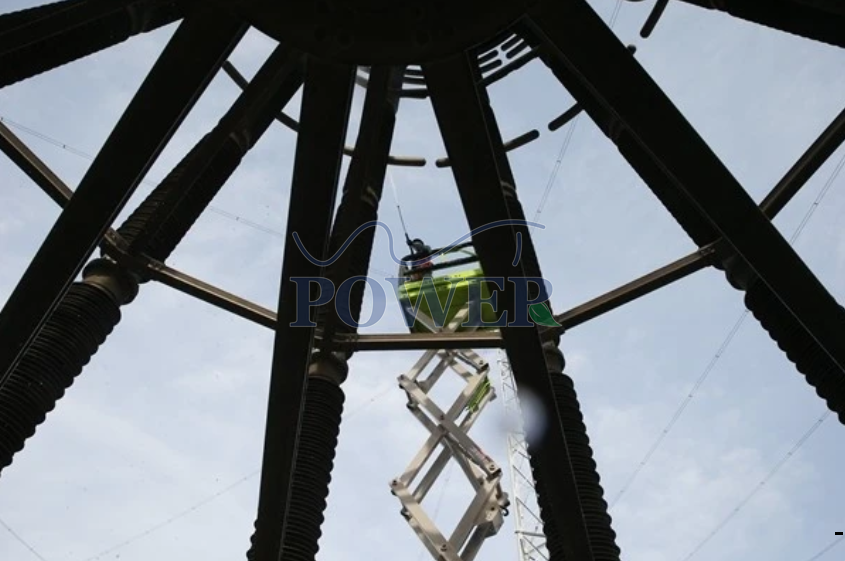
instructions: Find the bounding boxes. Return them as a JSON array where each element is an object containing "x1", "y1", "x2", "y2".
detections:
[
  {"x1": 719, "y1": 247, "x2": 759, "y2": 291},
  {"x1": 542, "y1": 340, "x2": 566, "y2": 374},
  {"x1": 308, "y1": 350, "x2": 350, "y2": 385},
  {"x1": 82, "y1": 257, "x2": 140, "y2": 305}
]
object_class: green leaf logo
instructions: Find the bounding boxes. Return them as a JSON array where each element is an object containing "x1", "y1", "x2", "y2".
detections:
[{"x1": 528, "y1": 302, "x2": 560, "y2": 327}]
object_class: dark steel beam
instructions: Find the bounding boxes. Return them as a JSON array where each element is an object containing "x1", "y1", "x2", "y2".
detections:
[
  {"x1": 549, "y1": 103, "x2": 583, "y2": 132},
  {"x1": 0, "y1": 0, "x2": 128, "y2": 55},
  {"x1": 140, "y1": 237, "x2": 702, "y2": 349},
  {"x1": 0, "y1": 0, "x2": 84, "y2": 33},
  {"x1": 66, "y1": 95, "x2": 845, "y2": 353},
  {"x1": 525, "y1": 0, "x2": 845, "y2": 373},
  {"x1": 478, "y1": 47, "x2": 540, "y2": 87},
  {"x1": 223, "y1": 60, "x2": 427, "y2": 168},
  {"x1": 0, "y1": 0, "x2": 183, "y2": 88},
  {"x1": 0, "y1": 122, "x2": 125, "y2": 249},
  {"x1": 0, "y1": 8, "x2": 246, "y2": 383},
  {"x1": 251, "y1": 58, "x2": 354, "y2": 561},
  {"x1": 135, "y1": 252, "x2": 277, "y2": 329},
  {"x1": 0, "y1": 130, "x2": 270, "y2": 329},
  {"x1": 435, "y1": 129, "x2": 540, "y2": 168},
  {"x1": 345, "y1": 331, "x2": 503, "y2": 351},
  {"x1": 639, "y1": 0, "x2": 670, "y2": 39},
  {"x1": 671, "y1": 0, "x2": 845, "y2": 49},
  {"x1": 761, "y1": 104, "x2": 845, "y2": 216},
  {"x1": 130, "y1": 88, "x2": 844, "y2": 338},
  {"x1": 0, "y1": 119, "x2": 73, "y2": 207},
  {"x1": 46, "y1": 95, "x2": 840, "y2": 356},
  {"x1": 320, "y1": 65, "x2": 402, "y2": 346},
  {"x1": 105, "y1": 242, "x2": 507, "y2": 351},
  {"x1": 222, "y1": 61, "x2": 300, "y2": 130},
  {"x1": 556, "y1": 245, "x2": 716, "y2": 330},
  {"x1": 424, "y1": 52, "x2": 596, "y2": 561},
  {"x1": 123, "y1": 242, "x2": 709, "y2": 352},
  {"x1": 124, "y1": 43, "x2": 303, "y2": 254},
  {"x1": 552, "y1": 100, "x2": 845, "y2": 327},
  {"x1": 112, "y1": 89, "x2": 845, "y2": 355},
  {"x1": 114, "y1": 234, "x2": 702, "y2": 352}
]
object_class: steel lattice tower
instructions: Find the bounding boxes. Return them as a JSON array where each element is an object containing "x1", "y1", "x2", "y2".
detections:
[
  {"x1": 0, "y1": 1, "x2": 844, "y2": 561},
  {"x1": 497, "y1": 354, "x2": 549, "y2": 561}
]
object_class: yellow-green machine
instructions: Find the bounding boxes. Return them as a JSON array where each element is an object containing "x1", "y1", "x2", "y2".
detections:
[{"x1": 395, "y1": 241, "x2": 498, "y2": 333}]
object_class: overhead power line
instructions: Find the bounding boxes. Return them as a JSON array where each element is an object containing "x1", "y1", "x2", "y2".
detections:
[
  {"x1": 0, "y1": 516, "x2": 48, "y2": 561},
  {"x1": 75, "y1": 383, "x2": 395, "y2": 560},
  {"x1": 803, "y1": 535, "x2": 845, "y2": 561},
  {"x1": 609, "y1": 310, "x2": 749, "y2": 508},
  {"x1": 0, "y1": 115, "x2": 395, "y2": 278},
  {"x1": 681, "y1": 410, "x2": 831, "y2": 561},
  {"x1": 610, "y1": 146, "x2": 845, "y2": 509},
  {"x1": 81, "y1": 471, "x2": 259, "y2": 561},
  {"x1": 531, "y1": 0, "x2": 623, "y2": 225},
  {"x1": 414, "y1": 462, "x2": 455, "y2": 561},
  {"x1": 533, "y1": 117, "x2": 579, "y2": 223}
]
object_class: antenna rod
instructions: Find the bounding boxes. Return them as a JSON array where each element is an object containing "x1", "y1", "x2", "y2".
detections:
[{"x1": 387, "y1": 169, "x2": 413, "y2": 247}]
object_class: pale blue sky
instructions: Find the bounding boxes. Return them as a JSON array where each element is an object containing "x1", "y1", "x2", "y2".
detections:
[{"x1": 0, "y1": 1, "x2": 844, "y2": 561}]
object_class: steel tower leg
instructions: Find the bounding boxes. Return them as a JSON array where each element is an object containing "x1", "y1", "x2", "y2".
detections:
[
  {"x1": 0, "y1": 38, "x2": 299, "y2": 476},
  {"x1": 391, "y1": 310, "x2": 509, "y2": 561}
]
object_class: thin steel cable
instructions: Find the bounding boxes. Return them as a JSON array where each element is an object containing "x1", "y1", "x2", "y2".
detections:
[
  {"x1": 788, "y1": 152, "x2": 845, "y2": 244},
  {"x1": 609, "y1": 310, "x2": 749, "y2": 508},
  {"x1": 531, "y1": 0, "x2": 622, "y2": 224},
  {"x1": 681, "y1": 410, "x2": 831, "y2": 561},
  {"x1": 2, "y1": 111, "x2": 402, "y2": 559},
  {"x1": 414, "y1": 460, "x2": 455, "y2": 561},
  {"x1": 73, "y1": 383, "x2": 394, "y2": 561},
  {"x1": 532, "y1": 117, "x2": 578, "y2": 222},
  {"x1": 80, "y1": 471, "x2": 259, "y2": 561},
  {"x1": 0, "y1": 115, "x2": 396, "y2": 277},
  {"x1": 0, "y1": 115, "x2": 274, "y2": 233},
  {"x1": 343, "y1": 384, "x2": 395, "y2": 419},
  {"x1": 430, "y1": 461, "x2": 455, "y2": 522},
  {"x1": 0, "y1": 516, "x2": 48, "y2": 561},
  {"x1": 803, "y1": 535, "x2": 845, "y2": 561},
  {"x1": 608, "y1": 0, "x2": 624, "y2": 27},
  {"x1": 610, "y1": 147, "x2": 845, "y2": 509}
]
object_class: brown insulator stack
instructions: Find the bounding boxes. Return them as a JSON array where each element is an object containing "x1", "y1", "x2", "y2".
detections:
[
  {"x1": 245, "y1": 66, "x2": 403, "y2": 561},
  {"x1": 117, "y1": 130, "x2": 244, "y2": 263},
  {"x1": 278, "y1": 355, "x2": 348, "y2": 561},
  {"x1": 246, "y1": 355, "x2": 347, "y2": 561},
  {"x1": 473, "y1": 55, "x2": 620, "y2": 560},
  {"x1": 0, "y1": 258, "x2": 135, "y2": 472},
  {"x1": 532, "y1": 372, "x2": 621, "y2": 561},
  {"x1": 0, "y1": 69, "x2": 294, "y2": 474},
  {"x1": 746, "y1": 283, "x2": 845, "y2": 422}
]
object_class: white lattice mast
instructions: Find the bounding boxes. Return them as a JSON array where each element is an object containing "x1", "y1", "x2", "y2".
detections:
[{"x1": 497, "y1": 353, "x2": 549, "y2": 561}]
